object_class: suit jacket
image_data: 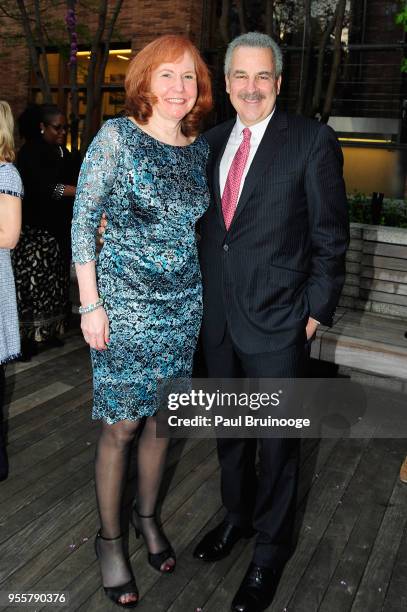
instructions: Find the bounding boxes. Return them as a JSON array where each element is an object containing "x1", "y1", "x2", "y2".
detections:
[{"x1": 199, "y1": 109, "x2": 349, "y2": 354}]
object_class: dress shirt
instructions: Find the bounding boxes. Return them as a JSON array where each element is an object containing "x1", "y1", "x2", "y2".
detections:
[{"x1": 220, "y1": 108, "x2": 275, "y2": 201}]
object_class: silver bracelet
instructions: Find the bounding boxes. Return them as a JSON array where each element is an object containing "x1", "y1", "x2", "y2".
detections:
[
  {"x1": 52, "y1": 183, "x2": 64, "y2": 200},
  {"x1": 79, "y1": 298, "x2": 104, "y2": 314}
]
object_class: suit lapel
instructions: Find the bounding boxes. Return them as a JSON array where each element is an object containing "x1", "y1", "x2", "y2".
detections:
[
  {"x1": 229, "y1": 109, "x2": 288, "y2": 230},
  {"x1": 212, "y1": 122, "x2": 234, "y2": 229}
]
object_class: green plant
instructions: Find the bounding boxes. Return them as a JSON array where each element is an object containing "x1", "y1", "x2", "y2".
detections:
[
  {"x1": 347, "y1": 193, "x2": 407, "y2": 227},
  {"x1": 396, "y1": 2, "x2": 407, "y2": 72},
  {"x1": 347, "y1": 191, "x2": 369, "y2": 223}
]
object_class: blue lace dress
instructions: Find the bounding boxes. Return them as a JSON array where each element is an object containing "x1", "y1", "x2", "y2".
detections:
[{"x1": 71, "y1": 117, "x2": 209, "y2": 424}]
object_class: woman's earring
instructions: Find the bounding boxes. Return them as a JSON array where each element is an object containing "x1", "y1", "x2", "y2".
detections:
[{"x1": 41, "y1": 129, "x2": 44, "y2": 134}]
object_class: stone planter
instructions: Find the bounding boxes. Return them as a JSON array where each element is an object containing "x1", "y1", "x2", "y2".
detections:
[{"x1": 70, "y1": 223, "x2": 407, "y2": 322}]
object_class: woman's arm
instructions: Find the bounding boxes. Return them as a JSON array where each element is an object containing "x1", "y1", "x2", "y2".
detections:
[
  {"x1": 75, "y1": 260, "x2": 109, "y2": 350},
  {"x1": 52, "y1": 184, "x2": 76, "y2": 199},
  {"x1": 0, "y1": 193, "x2": 21, "y2": 249},
  {"x1": 72, "y1": 120, "x2": 120, "y2": 351},
  {"x1": 63, "y1": 185, "x2": 76, "y2": 197}
]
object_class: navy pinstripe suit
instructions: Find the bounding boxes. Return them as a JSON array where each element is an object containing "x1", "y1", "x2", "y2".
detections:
[{"x1": 198, "y1": 108, "x2": 349, "y2": 568}]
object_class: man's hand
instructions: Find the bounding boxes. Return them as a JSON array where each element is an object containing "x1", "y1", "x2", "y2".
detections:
[
  {"x1": 98, "y1": 212, "x2": 107, "y2": 245},
  {"x1": 305, "y1": 317, "x2": 319, "y2": 341}
]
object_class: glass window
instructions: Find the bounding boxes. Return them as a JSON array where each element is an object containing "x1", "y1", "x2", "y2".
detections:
[
  {"x1": 32, "y1": 90, "x2": 59, "y2": 104},
  {"x1": 75, "y1": 53, "x2": 91, "y2": 85},
  {"x1": 105, "y1": 49, "x2": 131, "y2": 83},
  {"x1": 102, "y1": 90, "x2": 125, "y2": 119},
  {"x1": 31, "y1": 46, "x2": 131, "y2": 145}
]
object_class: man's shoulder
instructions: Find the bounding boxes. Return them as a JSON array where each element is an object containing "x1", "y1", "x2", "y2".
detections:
[
  {"x1": 284, "y1": 112, "x2": 322, "y2": 133},
  {"x1": 284, "y1": 112, "x2": 338, "y2": 140},
  {"x1": 202, "y1": 111, "x2": 337, "y2": 150},
  {"x1": 203, "y1": 118, "x2": 235, "y2": 147}
]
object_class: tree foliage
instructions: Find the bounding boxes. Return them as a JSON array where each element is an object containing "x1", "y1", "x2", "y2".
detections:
[
  {"x1": 214, "y1": 0, "x2": 349, "y2": 122},
  {"x1": 395, "y1": 2, "x2": 407, "y2": 72}
]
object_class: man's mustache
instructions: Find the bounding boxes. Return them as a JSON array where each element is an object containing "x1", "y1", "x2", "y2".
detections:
[{"x1": 238, "y1": 92, "x2": 266, "y2": 102}]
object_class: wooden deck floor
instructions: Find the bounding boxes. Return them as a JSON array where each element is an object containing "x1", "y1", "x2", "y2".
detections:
[{"x1": 1, "y1": 331, "x2": 407, "y2": 612}]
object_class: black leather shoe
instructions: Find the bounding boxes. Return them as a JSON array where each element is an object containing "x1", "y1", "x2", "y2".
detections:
[
  {"x1": 231, "y1": 563, "x2": 282, "y2": 611},
  {"x1": 193, "y1": 520, "x2": 253, "y2": 562}
]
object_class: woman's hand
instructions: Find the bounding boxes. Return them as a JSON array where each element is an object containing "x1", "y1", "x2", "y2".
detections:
[{"x1": 81, "y1": 307, "x2": 110, "y2": 350}]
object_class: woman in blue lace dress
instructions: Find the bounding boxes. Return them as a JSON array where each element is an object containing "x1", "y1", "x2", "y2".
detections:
[{"x1": 72, "y1": 35, "x2": 212, "y2": 607}]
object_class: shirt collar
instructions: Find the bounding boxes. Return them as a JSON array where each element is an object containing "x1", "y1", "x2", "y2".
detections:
[{"x1": 234, "y1": 107, "x2": 276, "y2": 144}]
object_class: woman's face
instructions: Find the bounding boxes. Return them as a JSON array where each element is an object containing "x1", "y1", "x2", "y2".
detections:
[
  {"x1": 150, "y1": 51, "x2": 198, "y2": 124},
  {"x1": 40, "y1": 113, "x2": 67, "y2": 146}
]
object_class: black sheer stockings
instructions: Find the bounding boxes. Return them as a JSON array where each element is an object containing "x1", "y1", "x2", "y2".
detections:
[
  {"x1": 95, "y1": 420, "x2": 139, "y2": 539},
  {"x1": 94, "y1": 420, "x2": 140, "y2": 605},
  {"x1": 134, "y1": 417, "x2": 174, "y2": 569},
  {"x1": 94, "y1": 416, "x2": 174, "y2": 584},
  {"x1": 96, "y1": 534, "x2": 133, "y2": 588},
  {"x1": 133, "y1": 510, "x2": 172, "y2": 555}
]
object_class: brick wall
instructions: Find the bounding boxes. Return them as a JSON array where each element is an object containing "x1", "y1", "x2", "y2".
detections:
[
  {"x1": 131, "y1": 0, "x2": 204, "y2": 50},
  {"x1": 0, "y1": 0, "x2": 204, "y2": 125},
  {"x1": 0, "y1": 12, "x2": 31, "y2": 122}
]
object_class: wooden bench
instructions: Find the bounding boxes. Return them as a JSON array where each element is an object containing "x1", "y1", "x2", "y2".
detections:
[
  {"x1": 312, "y1": 223, "x2": 407, "y2": 380},
  {"x1": 69, "y1": 222, "x2": 407, "y2": 380}
]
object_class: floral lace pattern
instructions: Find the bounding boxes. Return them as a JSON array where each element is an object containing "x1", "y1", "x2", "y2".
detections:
[{"x1": 72, "y1": 118, "x2": 209, "y2": 423}]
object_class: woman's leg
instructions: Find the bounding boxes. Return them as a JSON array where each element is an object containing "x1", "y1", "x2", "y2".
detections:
[
  {"x1": 134, "y1": 416, "x2": 174, "y2": 570},
  {"x1": 95, "y1": 419, "x2": 140, "y2": 604},
  {"x1": 0, "y1": 365, "x2": 8, "y2": 481}
]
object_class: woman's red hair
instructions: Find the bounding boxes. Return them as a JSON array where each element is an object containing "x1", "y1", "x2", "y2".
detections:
[{"x1": 125, "y1": 35, "x2": 212, "y2": 137}]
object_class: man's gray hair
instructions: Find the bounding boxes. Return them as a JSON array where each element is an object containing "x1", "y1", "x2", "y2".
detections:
[{"x1": 224, "y1": 32, "x2": 283, "y2": 78}]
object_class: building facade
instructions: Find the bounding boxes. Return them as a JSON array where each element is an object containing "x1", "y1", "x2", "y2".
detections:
[
  {"x1": 0, "y1": 0, "x2": 206, "y2": 128},
  {"x1": 0, "y1": 0, "x2": 406, "y2": 197}
]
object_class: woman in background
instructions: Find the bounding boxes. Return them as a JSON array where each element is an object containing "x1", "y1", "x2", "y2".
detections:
[
  {"x1": 0, "y1": 100, "x2": 23, "y2": 481},
  {"x1": 12, "y1": 104, "x2": 78, "y2": 360}
]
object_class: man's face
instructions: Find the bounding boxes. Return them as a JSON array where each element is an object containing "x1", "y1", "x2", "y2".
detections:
[{"x1": 225, "y1": 46, "x2": 282, "y2": 126}]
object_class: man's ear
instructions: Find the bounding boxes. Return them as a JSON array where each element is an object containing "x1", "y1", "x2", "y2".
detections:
[
  {"x1": 276, "y1": 75, "x2": 282, "y2": 96},
  {"x1": 225, "y1": 74, "x2": 230, "y2": 95}
]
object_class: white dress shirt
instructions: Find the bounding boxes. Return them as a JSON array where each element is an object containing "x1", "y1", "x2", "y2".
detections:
[{"x1": 219, "y1": 108, "x2": 275, "y2": 201}]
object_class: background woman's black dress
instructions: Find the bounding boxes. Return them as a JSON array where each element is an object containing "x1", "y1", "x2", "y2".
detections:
[{"x1": 12, "y1": 138, "x2": 79, "y2": 342}]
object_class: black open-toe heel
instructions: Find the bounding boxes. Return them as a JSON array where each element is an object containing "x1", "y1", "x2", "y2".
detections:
[
  {"x1": 95, "y1": 530, "x2": 139, "y2": 608},
  {"x1": 131, "y1": 508, "x2": 176, "y2": 574}
]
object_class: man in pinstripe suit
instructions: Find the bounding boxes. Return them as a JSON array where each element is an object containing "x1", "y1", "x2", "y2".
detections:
[{"x1": 194, "y1": 32, "x2": 349, "y2": 611}]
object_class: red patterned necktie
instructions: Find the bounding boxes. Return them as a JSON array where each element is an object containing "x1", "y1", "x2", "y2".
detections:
[{"x1": 222, "y1": 127, "x2": 252, "y2": 230}]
